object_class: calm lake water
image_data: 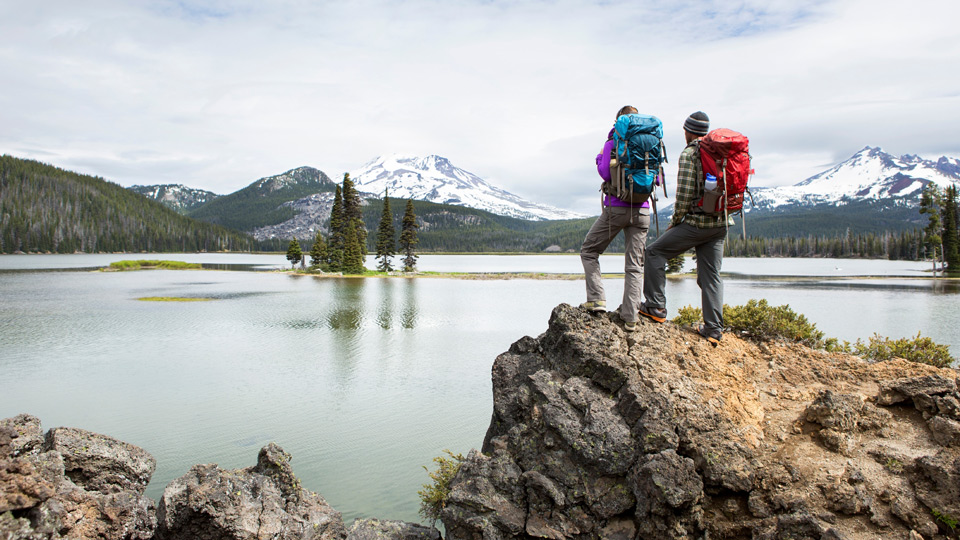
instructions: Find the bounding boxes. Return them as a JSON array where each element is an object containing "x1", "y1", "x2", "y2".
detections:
[{"x1": 1, "y1": 253, "x2": 957, "y2": 525}]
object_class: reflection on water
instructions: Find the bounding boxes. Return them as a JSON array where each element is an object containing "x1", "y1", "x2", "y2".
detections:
[{"x1": 1, "y1": 260, "x2": 958, "y2": 527}]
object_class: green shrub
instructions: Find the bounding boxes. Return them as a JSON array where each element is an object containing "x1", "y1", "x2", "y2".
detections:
[
  {"x1": 417, "y1": 450, "x2": 465, "y2": 524},
  {"x1": 108, "y1": 260, "x2": 200, "y2": 270},
  {"x1": 672, "y1": 299, "x2": 830, "y2": 348},
  {"x1": 670, "y1": 299, "x2": 955, "y2": 367},
  {"x1": 672, "y1": 305, "x2": 703, "y2": 327},
  {"x1": 852, "y1": 332, "x2": 955, "y2": 368}
]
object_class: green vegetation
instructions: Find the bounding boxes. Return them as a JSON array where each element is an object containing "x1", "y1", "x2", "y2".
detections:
[
  {"x1": 418, "y1": 450, "x2": 465, "y2": 525},
  {"x1": 0, "y1": 155, "x2": 254, "y2": 254},
  {"x1": 884, "y1": 458, "x2": 903, "y2": 474},
  {"x1": 851, "y1": 332, "x2": 955, "y2": 368},
  {"x1": 932, "y1": 508, "x2": 958, "y2": 531},
  {"x1": 186, "y1": 167, "x2": 335, "y2": 232},
  {"x1": 673, "y1": 299, "x2": 835, "y2": 349},
  {"x1": 286, "y1": 238, "x2": 303, "y2": 268},
  {"x1": 943, "y1": 185, "x2": 960, "y2": 275},
  {"x1": 400, "y1": 199, "x2": 419, "y2": 272},
  {"x1": 108, "y1": 260, "x2": 202, "y2": 270},
  {"x1": 723, "y1": 230, "x2": 925, "y2": 260},
  {"x1": 375, "y1": 190, "x2": 396, "y2": 272},
  {"x1": 673, "y1": 299, "x2": 955, "y2": 367}
]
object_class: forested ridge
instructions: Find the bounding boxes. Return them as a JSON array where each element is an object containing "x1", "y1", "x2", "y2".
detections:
[
  {"x1": 1, "y1": 155, "x2": 254, "y2": 253},
  {"x1": 187, "y1": 167, "x2": 335, "y2": 232}
]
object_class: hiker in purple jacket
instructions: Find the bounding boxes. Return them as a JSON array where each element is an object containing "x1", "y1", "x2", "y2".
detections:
[{"x1": 579, "y1": 105, "x2": 653, "y2": 331}]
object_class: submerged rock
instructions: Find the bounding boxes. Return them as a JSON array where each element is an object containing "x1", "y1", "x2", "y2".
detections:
[{"x1": 442, "y1": 303, "x2": 960, "y2": 540}]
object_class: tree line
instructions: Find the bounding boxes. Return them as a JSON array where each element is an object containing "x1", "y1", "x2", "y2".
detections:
[
  {"x1": 0, "y1": 155, "x2": 254, "y2": 254},
  {"x1": 285, "y1": 175, "x2": 419, "y2": 274}
]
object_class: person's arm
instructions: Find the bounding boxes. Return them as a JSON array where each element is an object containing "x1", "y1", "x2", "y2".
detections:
[{"x1": 671, "y1": 145, "x2": 700, "y2": 227}]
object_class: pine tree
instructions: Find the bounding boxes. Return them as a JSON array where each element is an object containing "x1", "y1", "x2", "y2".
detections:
[
  {"x1": 919, "y1": 183, "x2": 942, "y2": 275},
  {"x1": 342, "y1": 173, "x2": 367, "y2": 257},
  {"x1": 342, "y1": 220, "x2": 366, "y2": 274},
  {"x1": 309, "y1": 229, "x2": 327, "y2": 270},
  {"x1": 942, "y1": 184, "x2": 960, "y2": 275},
  {"x1": 327, "y1": 185, "x2": 345, "y2": 271},
  {"x1": 375, "y1": 190, "x2": 396, "y2": 272},
  {"x1": 286, "y1": 238, "x2": 303, "y2": 269},
  {"x1": 666, "y1": 254, "x2": 685, "y2": 274},
  {"x1": 400, "y1": 199, "x2": 419, "y2": 272}
]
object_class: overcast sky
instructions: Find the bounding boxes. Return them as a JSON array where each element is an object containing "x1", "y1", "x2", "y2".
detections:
[{"x1": 2, "y1": 0, "x2": 959, "y2": 215}]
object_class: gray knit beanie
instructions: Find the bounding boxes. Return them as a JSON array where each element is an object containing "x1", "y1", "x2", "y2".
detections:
[{"x1": 683, "y1": 111, "x2": 710, "y2": 136}]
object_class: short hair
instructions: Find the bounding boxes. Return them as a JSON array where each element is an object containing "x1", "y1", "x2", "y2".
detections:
[{"x1": 616, "y1": 105, "x2": 638, "y2": 119}]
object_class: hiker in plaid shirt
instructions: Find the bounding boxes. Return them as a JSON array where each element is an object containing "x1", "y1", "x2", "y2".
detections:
[{"x1": 638, "y1": 112, "x2": 733, "y2": 345}]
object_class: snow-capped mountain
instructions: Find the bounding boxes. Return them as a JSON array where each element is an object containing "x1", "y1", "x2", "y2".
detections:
[
  {"x1": 350, "y1": 154, "x2": 586, "y2": 221},
  {"x1": 129, "y1": 184, "x2": 220, "y2": 212},
  {"x1": 750, "y1": 146, "x2": 960, "y2": 210}
]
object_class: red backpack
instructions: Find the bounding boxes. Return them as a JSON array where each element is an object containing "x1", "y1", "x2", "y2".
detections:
[{"x1": 693, "y1": 128, "x2": 753, "y2": 218}]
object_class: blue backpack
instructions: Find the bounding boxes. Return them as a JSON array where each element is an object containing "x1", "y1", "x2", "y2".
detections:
[{"x1": 608, "y1": 114, "x2": 667, "y2": 204}]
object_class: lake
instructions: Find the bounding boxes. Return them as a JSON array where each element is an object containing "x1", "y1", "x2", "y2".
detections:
[{"x1": 1, "y1": 253, "x2": 957, "y2": 526}]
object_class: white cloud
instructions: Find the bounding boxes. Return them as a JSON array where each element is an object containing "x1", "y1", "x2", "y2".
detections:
[{"x1": 1, "y1": 0, "x2": 958, "y2": 216}]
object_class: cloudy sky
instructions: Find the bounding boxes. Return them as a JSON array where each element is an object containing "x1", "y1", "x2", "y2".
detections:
[{"x1": 2, "y1": 0, "x2": 959, "y2": 216}]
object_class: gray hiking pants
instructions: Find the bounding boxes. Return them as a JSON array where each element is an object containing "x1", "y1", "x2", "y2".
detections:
[
  {"x1": 580, "y1": 206, "x2": 650, "y2": 323},
  {"x1": 643, "y1": 222, "x2": 728, "y2": 333}
]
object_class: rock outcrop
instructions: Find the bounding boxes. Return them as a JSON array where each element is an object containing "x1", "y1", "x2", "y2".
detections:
[
  {"x1": 0, "y1": 414, "x2": 157, "y2": 540},
  {"x1": 441, "y1": 303, "x2": 960, "y2": 540},
  {"x1": 0, "y1": 415, "x2": 439, "y2": 540},
  {"x1": 154, "y1": 442, "x2": 347, "y2": 540},
  {"x1": 4, "y1": 303, "x2": 959, "y2": 539}
]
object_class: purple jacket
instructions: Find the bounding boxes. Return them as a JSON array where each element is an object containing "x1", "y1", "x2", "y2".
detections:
[{"x1": 596, "y1": 128, "x2": 651, "y2": 208}]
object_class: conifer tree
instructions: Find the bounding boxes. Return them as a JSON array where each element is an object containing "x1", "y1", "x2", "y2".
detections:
[
  {"x1": 309, "y1": 229, "x2": 327, "y2": 270},
  {"x1": 341, "y1": 173, "x2": 368, "y2": 257},
  {"x1": 399, "y1": 199, "x2": 419, "y2": 272},
  {"x1": 376, "y1": 189, "x2": 396, "y2": 272},
  {"x1": 919, "y1": 183, "x2": 943, "y2": 275},
  {"x1": 342, "y1": 220, "x2": 366, "y2": 274},
  {"x1": 942, "y1": 184, "x2": 960, "y2": 275},
  {"x1": 286, "y1": 238, "x2": 303, "y2": 269},
  {"x1": 327, "y1": 185, "x2": 345, "y2": 271},
  {"x1": 666, "y1": 254, "x2": 685, "y2": 274}
]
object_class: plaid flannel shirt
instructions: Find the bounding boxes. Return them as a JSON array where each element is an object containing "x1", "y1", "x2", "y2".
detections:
[{"x1": 671, "y1": 139, "x2": 735, "y2": 229}]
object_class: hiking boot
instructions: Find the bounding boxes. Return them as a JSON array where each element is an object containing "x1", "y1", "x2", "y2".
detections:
[
  {"x1": 623, "y1": 321, "x2": 638, "y2": 332},
  {"x1": 698, "y1": 324, "x2": 722, "y2": 346},
  {"x1": 638, "y1": 302, "x2": 667, "y2": 323},
  {"x1": 580, "y1": 300, "x2": 606, "y2": 313}
]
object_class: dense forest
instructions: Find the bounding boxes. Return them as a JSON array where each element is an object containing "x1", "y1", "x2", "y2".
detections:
[
  {"x1": 0, "y1": 156, "x2": 255, "y2": 253},
  {"x1": 723, "y1": 230, "x2": 924, "y2": 259}
]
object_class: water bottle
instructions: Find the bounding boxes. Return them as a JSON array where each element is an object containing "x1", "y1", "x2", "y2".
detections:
[{"x1": 704, "y1": 173, "x2": 718, "y2": 192}]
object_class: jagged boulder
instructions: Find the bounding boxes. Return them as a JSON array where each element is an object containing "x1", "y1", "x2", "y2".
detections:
[
  {"x1": 0, "y1": 414, "x2": 157, "y2": 540},
  {"x1": 442, "y1": 303, "x2": 960, "y2": 540},
  {"x1": 154, "y1": 442, "x2": 347, "y2": 540}
]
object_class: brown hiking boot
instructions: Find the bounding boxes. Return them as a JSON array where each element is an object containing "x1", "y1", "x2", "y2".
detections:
[
  {"x1": 698, "y1": 324, "x2": 722, "y2": 346},
  {"x1": 638, "y1": 302, "x2": 667, "y2": 323}
]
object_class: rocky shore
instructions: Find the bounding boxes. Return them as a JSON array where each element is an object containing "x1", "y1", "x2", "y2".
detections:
[{"x1": 3, "y1": 303, "x2": 959, "y2": 539}]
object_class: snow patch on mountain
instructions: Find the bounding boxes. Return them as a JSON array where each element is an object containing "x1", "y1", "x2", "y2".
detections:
[
  {"x1": 350, "y1": 154, "x2": 585, "y2": 221},
  {"x1": 129, "y1": 184, "x2": 219, "y2": 212},
  {"x1": 750, "y1": 147, "x2": 960, "y2": 210}
]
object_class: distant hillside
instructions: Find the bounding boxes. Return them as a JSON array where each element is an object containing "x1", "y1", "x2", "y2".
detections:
[
  {"x1": 129, "y1": 184, "x2": 220, "y2": 213},
  {"x1": 0, "y1": 155, "x2": 254, "y2": 254},
  {"x1": 359, "y1": 198, "x2": 599, "y2": 253},
  {"x1": 187, "y1": 167, "x2": 336, "y2": 232}
]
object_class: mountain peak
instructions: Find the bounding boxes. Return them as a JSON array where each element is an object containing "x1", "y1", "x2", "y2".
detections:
[
  {"x1": 351, "y1": 154, "x2": 585, "y2": 221},
  {"x1": 751, "y1": 146, "x2": 960, "y2": 210}
]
